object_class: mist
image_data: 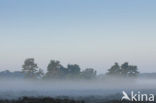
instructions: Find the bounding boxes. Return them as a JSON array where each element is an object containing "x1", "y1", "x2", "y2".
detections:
[{"x1": 0, "y1": 77, "x2": 156, "y2": 100}]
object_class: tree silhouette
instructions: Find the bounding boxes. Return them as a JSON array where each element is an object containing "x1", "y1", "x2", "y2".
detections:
[
  {"x1": 22, "y1": 58, "x2": 38, "y2": 79},
  {"x1": 107, "y1": 62, "x2": 120, "y2": 76},
  {"x1": 45, "y1": 60, "x2": 65, "y2": 79},
  {"x1": 65, "y1": 64, "x2": 81, "y2": 79},
  {"x1": 81, "y1": 68, "x2": 96, "y2": 79},
  {"x1": 121, "y1": 62, "x2": 139, "y2": 77},
  {"x1": 67, "y1": 64, "x2": 80, "y2": 74},
  {"x1": 107, "y1": 62, "x2": 139, "y2": 78},
  {"x1": 21, "y1": 58, "x2": 140, "y2": 80}
]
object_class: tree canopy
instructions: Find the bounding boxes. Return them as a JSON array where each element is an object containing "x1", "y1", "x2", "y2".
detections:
[
  {"x1": 107, "y1": 62, "x2": 139, "y2": 78},
  {"x1": 21, "y1": 58, "x2": 139, "y2": 80},
  {"x1": 22, "y1": 58, "x2": 44, "y2": 79}
]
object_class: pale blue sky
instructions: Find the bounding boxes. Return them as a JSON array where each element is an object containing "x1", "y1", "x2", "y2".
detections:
[{"x1": 0, "y1": 0, "x2": 156, "y2": 73}]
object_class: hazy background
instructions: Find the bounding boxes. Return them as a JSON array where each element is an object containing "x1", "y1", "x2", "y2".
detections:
[{"x1": 0, "y1": 0, "x2": 156, "y2": 73}]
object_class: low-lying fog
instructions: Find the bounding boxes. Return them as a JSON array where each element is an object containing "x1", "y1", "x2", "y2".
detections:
[{"x1": 0, "y1": 78, "x2": 156, "y2": 99}]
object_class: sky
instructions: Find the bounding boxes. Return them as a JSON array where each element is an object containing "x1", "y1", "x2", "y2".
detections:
[{"x1": 0, "y1": 0, "x2": 156, "y2": 73}]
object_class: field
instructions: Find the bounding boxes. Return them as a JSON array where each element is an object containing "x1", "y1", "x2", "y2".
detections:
[{"x1": 0, "y1": 78, "x2": 156, "y2": 103}]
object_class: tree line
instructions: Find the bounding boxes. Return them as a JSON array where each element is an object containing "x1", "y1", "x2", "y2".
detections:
[
  {"x1": 22, "y1": 58, "x2": 139, "y2": 80},
  {"x1": 107, "y1": 62, "x2": 139, "y2": 77},
  {"x1": 22, "y1": 58, "x2": 96, "y2": 80}
]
